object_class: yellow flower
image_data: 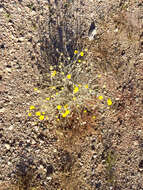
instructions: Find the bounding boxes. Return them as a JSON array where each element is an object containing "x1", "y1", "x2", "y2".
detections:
[
  {"x1": 39, "y1": 115, "x2": 44, "y2": 120},
  {"x1": 85, "y1": 84, "x2": 88, "y2": 89},
  {"x1": 74, "y1": 50, "x2": 78, "y2": 54},
  {"x1": 57, "y1": 105, "x2": 62, "y2": 110},
  {"x1": 67, "y1": 74, "x2": 71, "y2": 79},
  {"x1": 62, "y1": 110, "x2": 70, "y2": 117},
  {"x1": 78, "y1": 59, "x2": 81, "y2": 63},
  {"x1": 46, "y1": 97, "x2": 50, "y2": 100},
  {"x1": 98, "y1": 96, "x2": 103, "y2": 100},
  {"x1": 28, "y1": 112, "x2": 32, "y2": 117},
  {"x1": 45, "y1": 116, "x2": 49, "y2": 120},
  {"x1": 42, "y1": 112, "x2": 45, "y2": 115},
  {"x1": 65, "y1": 110, "x2": 70, "y2": 115},
  {"x1": 98, "y1": 74, "x2": 101, "y2": 78},
  {"x1": 73, "y1": 96, "x2": 76, "y2": 100},
  {"x1": 80, "y1": 52, "x2": 84, "y2": 56},
  {"x1": 30, "y1": 105, "x2": 35, "y2": 110},
  {"x1": 34, "y1": 88, "x2": 40, "y2": 93},
  {"x1": 64, "y1": 104, "x2": 68, "y2": 109},
  {"x1": 56, "y1": 92, "x2": 59, "y2": 95},
  {"x1": 36, "y1": 111, "x2": 41, "y2": 116},
  {"x1": 84, "y1": 110, "x2": 87, "y2": 113},
  {"x1": 51, "y1": 70, "x2": 56, "y2": 77},
  {"x1": 107, "y1": 98, "x2": 112, "y2": 106},
  {"x1": 92, "y1": 116, "x2": 96, "y2": 119},
  {"x1": 73, "y1": 86, "x2": 79, "y2": 93},
  {"x1": 62, "y1": 113, "x2": 66, "y2": 117}
]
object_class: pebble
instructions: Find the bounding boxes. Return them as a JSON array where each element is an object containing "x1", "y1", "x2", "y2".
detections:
[
  {"x1": 47, "y1": 177, "x2": 52, "y2": 180},
  {"x1": 5, "y1": 144, "x2": 10, "y2": 150},
  {"x1": 114, "y1": 28, "x2": 118, "y2": 33},
  {"x1": 0, "y1": 107, "x2": 6, "y2": 113},
  {"x1": 133, "y1": 141, "x2": 139, "y2": 146},
  {"x1": 18, "y1": 37, "x2": 25, "y2": 42},
  {"x1": 5, "y1": 67, "x2": 12, "y2": 73},
  {"x1": 31, "y1": 139, "x2": 36, "y2": 144},
  {"x1": 8, "y1": 161, "x2": 12, "y2": 166},
  {"x1": 9, "y1": 125, "x2": 14, "y2": 130}
]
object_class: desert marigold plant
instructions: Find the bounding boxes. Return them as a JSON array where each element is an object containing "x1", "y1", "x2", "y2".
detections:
[{"x1": 26, "y1": 48, "x2": 113, "y2": 124}]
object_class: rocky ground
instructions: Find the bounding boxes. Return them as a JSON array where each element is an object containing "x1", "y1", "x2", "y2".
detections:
[{"x1": 0, "y1": 0, "x2": 143, "y2": 190}]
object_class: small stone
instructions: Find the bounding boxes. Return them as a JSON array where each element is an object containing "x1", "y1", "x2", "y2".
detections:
[
  {"x1": 18, "y1": 37, "x2": 25, "y2": 42},
  {"x1": 134, "y1": 141, "x2": 139, "y2": 146},
  {"x1": 0, "y1": 107, "x2": 6, "y2": 113},
  {"x1": 8, "y1": 161, "x2": 12, "y2": 166},
  {"x1": 47, "y1": 176, "x2": 52, "y2": 180},
  {"x1": 5, "y1": 67, "x2": 12, "y2": 73},
  {"x1": 114, "y1": 28, "x2": 118, "y2": 33},
  {"x1": 5, "y1": 144, "x2": 10, "y2": 150},
  {"x1": 0, "y1": 7, "x2": 4, "y2": 12},
  {"x1": 53, "y1": 149, "x2": 57, "y2": 153},
  {"x1": 92, "y1": 153, "x2": 97, "y2": 159},
  {"x1": 9, "y1": 125, "x2": 14, "y2": 130},
  {"x1": 39, "y1": 165, "x2": 44, "y2": 169},
  {"x1": 31, "y1": 139, "x2": 36, "y2": 145}
]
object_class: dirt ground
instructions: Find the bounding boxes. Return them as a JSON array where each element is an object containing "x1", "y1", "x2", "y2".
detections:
[{"x1": 0, "y1": 0, "x2": 143, "y2": 190}]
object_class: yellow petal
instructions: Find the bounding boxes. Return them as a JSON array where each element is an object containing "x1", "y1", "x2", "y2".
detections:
[
  {"x1": 30, "y1": 105, "x2": 35, "y2": 110},
  {"x1": 62, "y1": 113, "x2": 66, "y2": 117},
  {"x1": 98, "y1": 96, "x2": 103, "y2": 100},
  {"x1": 67, "y1": 74, "x2": 71, "y2": 79},
  {"x1": 57, "y1": 105, "x2": 62, "y2": 110},
  {"x1": 65, "y1": 110, "x2": 70, "y2": 115},
  {"x1": 74, "y1": 50, "x2": 78, "y2": 54},
  {"x1": 36, "y1": 111, "x2": 41, "y2": 116},
  {"x1": 28, "y1": 112, "x2": 32, "y2": 117},
  {"x1": 73, "y1": 86, "x2": 79, "y2": 93},
  {"x1": 39, "y1": 115, "x2": 44, "y2": 120},
  {"x1": 80, "y1": 52, "x2": 84, "y2": 56},
  {"x1": 107, "y1": 98, "x2": 112, "y2": 106}
]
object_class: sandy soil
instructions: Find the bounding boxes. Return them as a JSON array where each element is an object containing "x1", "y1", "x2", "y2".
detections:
[{"x1": 0, "y1": 0, "x2": 143, "y2": 190}]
